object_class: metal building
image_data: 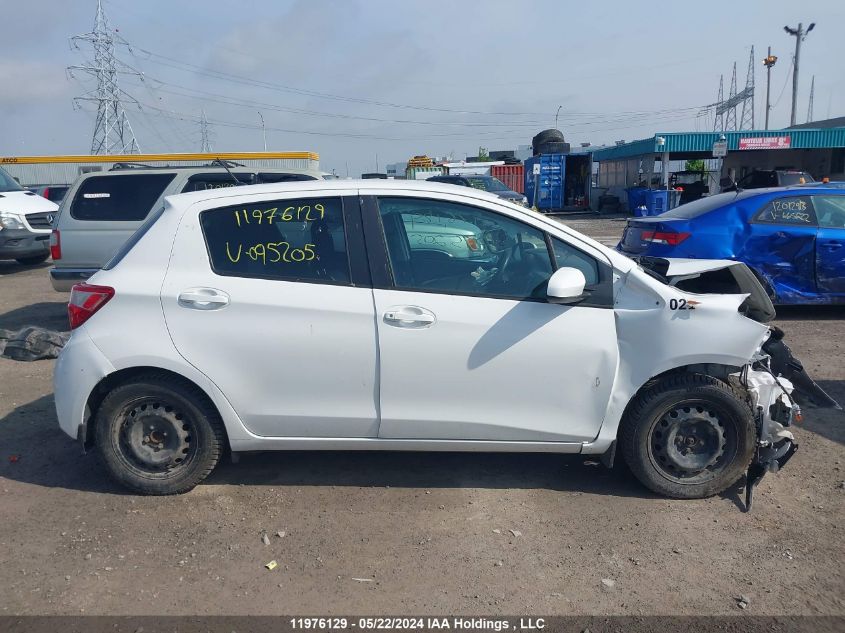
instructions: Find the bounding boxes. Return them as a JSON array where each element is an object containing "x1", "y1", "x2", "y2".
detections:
[{"x1": 591, "y1": 120, "x2": 845, "y2": 210}]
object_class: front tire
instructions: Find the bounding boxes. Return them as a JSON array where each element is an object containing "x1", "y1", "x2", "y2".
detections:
[
  {"x1": 619, "y1": 373, "x2": 755, "y2": 499},
  {"x1": 95, "y1": 374, "x2": 225, "y2": 495},
  {"x1": 16, "y1": 254, "x2": 49, "y2": 265}
]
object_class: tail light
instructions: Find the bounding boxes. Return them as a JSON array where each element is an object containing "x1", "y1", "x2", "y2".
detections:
[
  {"x1": 465, "y1": 236, "x2": 480, "y2": 251},
  {"x1": 41, "y1": 187, "x2": 50, "y2": 200},
  {"x1": 50, "y1": 229, "x2": 61, "y2": 260},
  {"x1": 68, "y1": 283, "x2": 114, "y2": 330},
  {"x1": 641, "y1": 230, "x2": 691, "y2": 246}
]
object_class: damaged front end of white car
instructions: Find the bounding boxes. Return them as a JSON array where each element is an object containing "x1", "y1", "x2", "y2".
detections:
[{"x1": 632, "y1": 256, "x2": 840, "y2": 510}]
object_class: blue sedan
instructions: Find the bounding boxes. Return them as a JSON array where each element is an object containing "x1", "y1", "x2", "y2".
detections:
[{"x1": 618, "y1": 186, "x2": 845, "y2": 305}]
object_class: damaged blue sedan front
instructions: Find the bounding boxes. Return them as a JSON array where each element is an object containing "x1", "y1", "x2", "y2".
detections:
[{"x1": 617, "y1": 186, "x2": 845, "y2": 305}]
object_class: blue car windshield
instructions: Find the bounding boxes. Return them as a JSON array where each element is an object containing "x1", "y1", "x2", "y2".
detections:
[{"x1": 661, "y1": 192, "x2": 738, "y2": 219}]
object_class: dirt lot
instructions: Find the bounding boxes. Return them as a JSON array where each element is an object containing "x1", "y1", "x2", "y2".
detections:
[{"x1": 0, "y1": 216, "x2": 843, "y2": 617}]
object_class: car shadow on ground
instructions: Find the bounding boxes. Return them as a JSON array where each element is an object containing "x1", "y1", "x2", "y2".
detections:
[
  {"x1": 774, "y1": 305, "x2": 845, "y2": 321},
  {"x1": 0, "y1": 260, "x2": 51, "y2": 276},
  {"x1": 800, "y1": 380, "x2": 845, "y2": 446},
  {"x1": 0, "y1": 301, "x2": 68, "y2": 331},
  {"x1": 0, "y1": 394, "x2": 656, "y2": 499}
]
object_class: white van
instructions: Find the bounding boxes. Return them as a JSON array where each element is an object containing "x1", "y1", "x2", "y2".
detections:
[{"x1": 0, "y1": 165, "x2": 59, "y2": 265}]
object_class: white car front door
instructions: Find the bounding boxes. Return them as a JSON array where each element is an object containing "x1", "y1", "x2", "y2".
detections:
[
  {"x1": 161, "y1": 190, "x2": 379, "y2": 438},
  {"x1": 367, "y1": 194, "x2": 619, "y2": 443}
]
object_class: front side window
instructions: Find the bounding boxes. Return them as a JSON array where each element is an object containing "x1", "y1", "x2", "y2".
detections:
[
  {"x1": 813, "y1": 195, "x2": 845, "y2": 229},
  {"x1": 71, "y1": 174, "x2": 176, "y2": 221},
  {"x1": 551, "y1": 238, "x2": 599, "y2": 286},
  {"x1": 377, "y1": 196, "x2": 552, "y2": 299},
  {"x1": 200, "y1": 196, "x2": 350, "y2": 284},
  {"x1": 752, "y1": 196, "x2": 817, "y2": 226}
]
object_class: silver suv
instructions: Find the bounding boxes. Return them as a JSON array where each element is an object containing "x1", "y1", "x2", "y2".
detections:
[{"x1": 49, "y1": 162, "x2": 321, "y2": 291}]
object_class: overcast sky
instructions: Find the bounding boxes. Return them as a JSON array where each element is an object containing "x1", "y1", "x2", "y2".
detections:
[{"x1": 1, "y1": 0, "x2": 843, "y2": 176}]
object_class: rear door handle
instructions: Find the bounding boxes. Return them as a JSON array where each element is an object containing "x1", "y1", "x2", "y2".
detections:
[
  {"x1": 383, "y1": 306, "x2": 436, "y2": 328},
  {"x1": 178, "y1": 288, "x2": 230, "y2": 310}
]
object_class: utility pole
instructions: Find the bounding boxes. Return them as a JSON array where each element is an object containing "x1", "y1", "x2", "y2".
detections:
[
  {"x1": 257, "y1": 111, "x2": 267, "y2": 151},
  {"x1": 807, "y1": 76, "x2": 815, "y2": 123},
  {"x1": 784, "y1": 22, "x2": 815, "y2": 126},
  {"x1": 763, "y1": 48, "x2": 778, "y2": 130}
]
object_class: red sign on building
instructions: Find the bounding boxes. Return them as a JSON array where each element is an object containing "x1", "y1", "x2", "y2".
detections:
[{"x1": 738, "y1": 136, "x2": 792, "y2": 150}]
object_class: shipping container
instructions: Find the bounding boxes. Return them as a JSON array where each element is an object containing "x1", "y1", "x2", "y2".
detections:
[
  {"x1": 405, "y1": 166, "x2": 444, "y2": 180},
  {"x1": 490, "y1": 164, "x2": 524, "y2": 194},
  {"x1": 524, "y1": 153, "x2": 591, "y2": 212}
]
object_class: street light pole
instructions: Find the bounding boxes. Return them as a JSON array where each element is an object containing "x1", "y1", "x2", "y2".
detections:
[
  {"x1": 555, "y1": 105, "x2": 562, "y2": 130},
  {"x1": 257, "y1": 111, "x2": 267, "y2": 151},
  {"x1": 763, "y1": 48, "x2": 778, "y2": 130},
  {"x1": 784, "y1": 22, "x2": 815, "y2": 127}
]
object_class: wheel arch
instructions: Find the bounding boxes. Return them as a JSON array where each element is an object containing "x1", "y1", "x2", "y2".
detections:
[{"x1": 82, "y1": 366, "x2": 230, "y2": 450}]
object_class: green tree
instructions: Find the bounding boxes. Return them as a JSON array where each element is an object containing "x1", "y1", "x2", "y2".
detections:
[
  {"x1": 685, "y1": 159, "x2": 705, "y2": 172},
  {"x1": 477, "y1": 147, "x2": 492, "y2": 162}
]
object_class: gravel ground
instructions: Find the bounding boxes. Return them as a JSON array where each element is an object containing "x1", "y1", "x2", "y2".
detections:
[{"x1": 0, "y1": 217, "x2": 843, "y2": 616}]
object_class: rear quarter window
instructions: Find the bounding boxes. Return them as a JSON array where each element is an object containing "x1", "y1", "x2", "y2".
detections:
[
  {"x1": 71, "y1": 174, "x2": 176, "y2": 221},
  {"x1": 752, "y1": 196, "x2": 817, "y2": 225},
  {"x1": 200, "y1": 197, "x2": 351, "y2": 284}
]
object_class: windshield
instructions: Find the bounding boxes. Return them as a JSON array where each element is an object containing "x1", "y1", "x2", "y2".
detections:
[
  {"x1": 466, "y1": 176, "x2": 510, "y2": 193},
  {"x1": 0, "y1": 166, "x2": 24, "y2": 192}
]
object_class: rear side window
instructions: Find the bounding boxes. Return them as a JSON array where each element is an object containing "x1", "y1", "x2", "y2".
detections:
[
  {"x1": 181, "y1": 173, "x2": 254, "y2": 192},
  {"x1": 753, "y1": 196, "x2": 817, "y2": 226},
  {"x1": 200, "y1": 197, "x2": 350, "y2": 284},
  {"x1": 71, "y1": 174, "x2": 176, "y2": 221},
  {"x1": 779, "y1": 172, "x2": 814, "y2": 186}
]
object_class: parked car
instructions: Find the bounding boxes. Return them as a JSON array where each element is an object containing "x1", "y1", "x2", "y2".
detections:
[
  {"x1": 0, "y1": 166, "x2": 59, "y2": 266},
  {"x1": 29, "y1": 184, "x2": 71, "y2": 204},
  {"x1": 427, "y1": 174, "x2": 528, "y2": 206},
  {"x1": 55, "y1": 180, "x2": 836, "y2": 501},
  {"x1": 721, "y1": 169, "x2": 815, "y2": 191},
  {"x1": 617, "y1": 186, "x2": 845, "y2": 305},
  {"x1": 49, "y1": 162, "x2": 321, "y2": 291}
]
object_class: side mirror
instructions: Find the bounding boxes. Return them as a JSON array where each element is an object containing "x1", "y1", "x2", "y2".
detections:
[
  {"x1": 720, "y1": 177, "x2": 735, "y2": 189},
  {"x1": 547, "y1": 267, "x2": 587, "y2": 304}
]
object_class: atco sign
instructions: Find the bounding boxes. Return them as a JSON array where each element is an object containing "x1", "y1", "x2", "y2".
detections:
[{"x1": 738, "y1": 136, "x2": 792, "y2": 150}]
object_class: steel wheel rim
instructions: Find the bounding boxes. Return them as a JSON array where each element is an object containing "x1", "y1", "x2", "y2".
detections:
[
  {"x1": 647, "y1": 400, "x2": 737, "y2": 484},
  {"x1": 115, "y1": 398, "x2": 196, "y2": 476}
]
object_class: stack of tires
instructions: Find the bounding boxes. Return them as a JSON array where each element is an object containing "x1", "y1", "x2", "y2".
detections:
[{"x1": 532, "y1": 129, "x2": 570, "y2": 156}]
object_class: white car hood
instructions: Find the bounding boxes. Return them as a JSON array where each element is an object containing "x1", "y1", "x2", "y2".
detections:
[{"x1": 0, "y1": 190, "x2": 59, "y2": 215}]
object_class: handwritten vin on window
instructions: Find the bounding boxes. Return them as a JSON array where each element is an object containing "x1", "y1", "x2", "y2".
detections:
[
  {"x1": 768, "y1": 198, "x2": 812, "y2": 223},
  {"x1": 222, "y1": 203, "x2": 327, "y2": 266}
]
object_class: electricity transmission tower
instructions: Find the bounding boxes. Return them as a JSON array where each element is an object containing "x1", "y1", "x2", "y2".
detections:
[
  {"x1": 713, "y1": 49, "x2": 756, "y2": 131},
  {"x1": 725, "y1": 63, "x2": 739, "y2": 131},
  {"x1": 713, "y1": 75, "x2": 725, "y2": 131},
  {"x1": 806, "y1": 76, "x2": 815, "y2": 123},
  {"x1": 68, "y1": 0, "x2": 142, "y2": 154},
  {"x1": 739, "y1": 46, "x2": 755, "y2": 130},
  {"x1": 200, "y1": 110, "x2": 213, "y2": 152}
]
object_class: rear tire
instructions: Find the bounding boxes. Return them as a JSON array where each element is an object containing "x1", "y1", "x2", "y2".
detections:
[
  {"x1": 619, "y1": 373, "x2": 755, "y2": 499},
  {"x1": 16, "y1": 254, "x2": 49, "y2": 265},
  {"x1": 95, "y1": 374, "x2": 225, "y2": 495}
]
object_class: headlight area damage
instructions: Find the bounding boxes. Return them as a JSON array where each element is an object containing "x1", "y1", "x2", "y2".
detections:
[{"x1": 630, "y1": 256, "x2": 840, "y2": 511}]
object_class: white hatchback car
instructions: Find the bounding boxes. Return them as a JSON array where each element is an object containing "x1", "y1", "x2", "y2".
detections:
[{"x1": 54, "y1": 180, "x2": 835, "y2": 503}]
